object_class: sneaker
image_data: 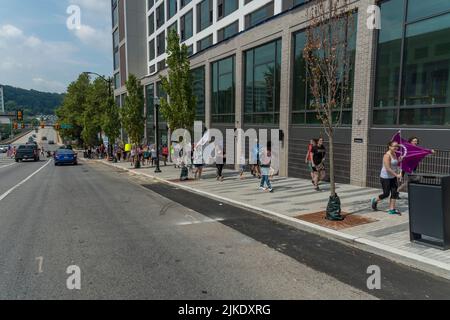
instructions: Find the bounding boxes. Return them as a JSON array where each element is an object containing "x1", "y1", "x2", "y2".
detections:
[
  {"x1": 315, "y1": 186, "x2": 320, "y2": 191},
  {"x1": 371, "y1": 198, "x2": 378, "y2": 211},
  {"x1": 268, "y1": 188, "x2": 274, "y2": 193},
  {"x1": 388, "y1": 209, "x2": 402, "y2": 216},
  {"x1": 259, "y1": 187, "x2": 265, "y2": 191}
]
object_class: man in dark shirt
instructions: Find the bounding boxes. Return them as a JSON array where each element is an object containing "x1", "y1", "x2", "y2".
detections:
[{"x1": 312, "y1": 138, "x2": 326, "y2": 191}]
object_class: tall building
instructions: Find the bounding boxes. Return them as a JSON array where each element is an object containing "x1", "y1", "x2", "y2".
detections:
[{"x1": 112, "y1": 0, "x2": 450, "y2": 187}]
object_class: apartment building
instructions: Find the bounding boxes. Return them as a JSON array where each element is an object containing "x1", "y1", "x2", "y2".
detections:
[{"x1": 112, "y1": 0, "x2": 450, "y2": 187}]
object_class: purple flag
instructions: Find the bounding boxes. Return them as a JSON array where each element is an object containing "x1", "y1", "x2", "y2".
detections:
[{"x1": 392, "y1": 132, "x2": 432, "y2": 174}]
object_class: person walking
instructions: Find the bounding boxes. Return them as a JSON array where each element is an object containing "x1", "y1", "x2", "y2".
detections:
[
  {"x1": 305, "y1": 139, "x2": 317, "y2": 184},
  {"x1": 259, "y1": 148, "x2": 273, "y2": 193},
  {"x1": 162, "y1": 144, "x2": 169, "y2": 166},
  {"x1": 371, "y1": 141, "x2": 403, "y2": 216},
  {"x1": 251, "y1": 139, "x2": 261, "y2": 179},
  {"x1": 193, "y1": 145, "x2": 204, "y2": 180},
  {"x1": 215, "y1": 143, "x2": 225, "y2": 182},
  {"x1": 312, "y1": 138, "x2": 326, "y2": 191}
]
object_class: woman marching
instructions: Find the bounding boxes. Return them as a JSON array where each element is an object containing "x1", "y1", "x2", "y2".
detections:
[{"x1": 371, "y1": 141, "x2": 403, "y2": 216}]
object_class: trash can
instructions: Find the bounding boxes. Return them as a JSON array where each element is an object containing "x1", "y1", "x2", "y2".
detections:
[{"x1": 408, "y1": 174, "x2": 450, "y2": 250}]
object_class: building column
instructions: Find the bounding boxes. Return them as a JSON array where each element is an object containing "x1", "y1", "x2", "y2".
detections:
[
  {"x1": 234, "y1": 47, "x2": 244, "y2": 171},
  {"x1": 204, "y1": 62, "x2": 212, "y2": 130},
  {"x1": 350, "y1": 0, "x2": 377, "y2": 187},
  {"x1": 278, "y1": 29, "x2": 292, "y2": 177}
]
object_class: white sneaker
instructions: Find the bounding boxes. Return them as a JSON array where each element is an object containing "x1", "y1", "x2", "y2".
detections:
[{"x1": 259, "y1": 187, "x2": 265, "y2": 191}]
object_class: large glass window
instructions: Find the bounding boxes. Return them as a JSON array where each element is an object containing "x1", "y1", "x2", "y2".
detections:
[
  {"x1": 181, "y1": 10, "x2": 193, "y2": 41},
  {"x1": 211, "y1": 56, "x2": 235, "y2": 123},
  {"x1": 218, "y1": 21, "x2": 239, "y2": 42},
  {"x1": 167, "y1": 0, "x2": 177, "y2": 19},
  {"x1": 156, "y1": 3, "x2": 165, "y2": 28},
  {"x1": 148, "y1": 12, "x2": 155, "y2": 36},
  {"x1": 149, "y1": 39, "x2": 155, "y2": 61},
  {"x1": 112, "y1": 5, "x2": 118, "y2": 28},
  {"x1": 244, "y1": 39, "x2": 281, "y2": 124},
  {"x1": 197, "y1": 0, "x2": 213, "y2": 32},
  {"x1": 181, "y1": 0, "x2": 192, "y2": 8},
  {"x1": 192, "y1": 67, "x2": 206, "y2": 121},
  {"x1": 146, "y1": 84, "x2": 155, "y2": 143},
  {"x1": 217, "y1": 0, "x2": 238, "y2": 20},
  {"x1": 114, "y1": 49, "x2": 119, "y2": 70},
  {"x1": 157, "y1": 31, "x2": 165, "y2": 56},
  {"x1": 245, "y1": 1, "x2": 274, "y2": 29},
  {"x1": 292, "y1": 14, "x2": 357, "y2": 125},
  {"x1": 407, "y1": 0, "x2": 450, "y2": 22},
  {"x1": 197, "y1": 34, "x2": 213, "y2": 51},
  {"x1": 374, "y1": 0, "x2": 450, "y2": 126},
  {"x1": 113, "y1": 29, "x2": 119, "y2": 49}
]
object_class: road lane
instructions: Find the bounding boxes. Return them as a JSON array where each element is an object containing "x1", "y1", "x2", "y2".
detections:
[{"x1": 0, "y1": 160, "x2": 375, "y2": 300}]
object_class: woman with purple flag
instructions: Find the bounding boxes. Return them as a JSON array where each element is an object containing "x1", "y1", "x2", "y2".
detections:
[
  {"x1": 371, "y1": 141, "x2": 403, "y2": 216},
  {"x1": 398, "y1": 136, "x2": 435, "y2": 192}
]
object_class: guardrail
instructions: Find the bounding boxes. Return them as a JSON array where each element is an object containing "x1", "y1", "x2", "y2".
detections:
[{"x1": 0, "y1": 129, "x2": 33, "y2": 145}]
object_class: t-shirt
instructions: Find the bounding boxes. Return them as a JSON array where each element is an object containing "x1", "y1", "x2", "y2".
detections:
[
  {"x1": 307, "y1": 144, "x2": 313, "y2": 161},
  {"x1": 312, "y1": 145, "x2": 326, "y2": 166}
]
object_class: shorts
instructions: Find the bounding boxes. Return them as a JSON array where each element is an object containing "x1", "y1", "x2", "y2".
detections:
[
  {"x1": 194, "y1": 164, "x2": 204, "y2": 168},
  {"x1": 307, "y1": 161, "x2": 313, "y2": 172}
]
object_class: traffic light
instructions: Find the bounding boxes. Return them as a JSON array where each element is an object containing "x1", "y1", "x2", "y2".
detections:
[{"x1": 17, "y1": 110, "x2": 23, "y2": 121}]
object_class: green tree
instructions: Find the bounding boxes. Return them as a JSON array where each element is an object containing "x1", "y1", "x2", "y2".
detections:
[
  {"x1": 160, "y1": 29, "x2": 196, "y2": 131},
  {"x1": 56, "y1": 73, "x2": 91, "y2": 145},
  {"x1": 121, "y1": 74, "x2": 144, "y2": 168},
  {"x1": 102, "y1": 95, "x2": 121, "y2": 156}
]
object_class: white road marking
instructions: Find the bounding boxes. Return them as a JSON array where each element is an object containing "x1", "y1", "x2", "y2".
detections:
[
  {"x1": 177, "y1": 218, "x2": 225, "y2": 226},
  {"x1": 0, "y1": 162, "x2": 16, "y2": 170},
  {"x1": 0, "y1": 160, "x2": 52, "y2": 202}
]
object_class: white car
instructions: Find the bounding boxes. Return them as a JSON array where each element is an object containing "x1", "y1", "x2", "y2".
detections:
[{"x1": 0, "y1": 145, "x2": 8, "y2": 153}]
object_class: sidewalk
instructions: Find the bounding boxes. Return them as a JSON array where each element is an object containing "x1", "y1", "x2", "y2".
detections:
[{"x1": 95, "y1": 159, "x2": 450, "y2": 280}]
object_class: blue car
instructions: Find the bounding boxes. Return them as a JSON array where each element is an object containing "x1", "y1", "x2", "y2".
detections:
[{"x1": 54, "y1": 149, "x2": 78, "y2": 166}]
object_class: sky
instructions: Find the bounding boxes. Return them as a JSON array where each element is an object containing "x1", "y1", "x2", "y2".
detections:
[{"x1": 0, "y1": 0, "x2": 112, "y2": 94}]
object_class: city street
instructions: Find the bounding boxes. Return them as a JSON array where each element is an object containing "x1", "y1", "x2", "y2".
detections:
[{"x1": 1, "y1": 130, "x2": 450, "y2": 300}]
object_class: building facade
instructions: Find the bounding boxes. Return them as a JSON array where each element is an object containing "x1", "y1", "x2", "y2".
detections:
[{"x1": 112, "y1": 0, "x2": 450, "y2": 187}]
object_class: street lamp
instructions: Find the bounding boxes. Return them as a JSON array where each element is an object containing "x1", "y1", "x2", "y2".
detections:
[
  {"x1": 154, "y1": 97, "x2": 162, "y2": 173},
  {"x1": 83, "y1": 71, "x2": 115, "y2": 159},
  {"x1": 83, "y1": 72, "x2": 112, "y2": 96}
]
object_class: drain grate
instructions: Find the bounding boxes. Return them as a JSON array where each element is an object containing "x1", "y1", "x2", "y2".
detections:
[{"x1": 295, "y1": 211, "x2": 378, "y2": 231}]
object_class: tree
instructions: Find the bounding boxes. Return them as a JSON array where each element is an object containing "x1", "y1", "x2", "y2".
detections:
[
  {"x1": 160, "y1": 29, "x2": 196, "y2": 131},
  {"x1": 56, "y1": 73, "x2": 91, "y2": 145},
  {"x1": 302, "y1": 0, "x2": 355, "y2": 221},
  {"x1": 102, "y1": 95, "x2": 121, "y2": 158},
  {"x1": 121, "y1": 74, "x2": 144, "y2": 168}
]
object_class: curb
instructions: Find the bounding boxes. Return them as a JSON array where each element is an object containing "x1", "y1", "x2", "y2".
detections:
[{"x1": 95, "y1": 159, "x2": 450, "y2": 280}]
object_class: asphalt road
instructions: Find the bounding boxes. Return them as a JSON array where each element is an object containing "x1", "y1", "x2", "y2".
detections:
[{"x1": 0, "y1": 145, "x2": 449, "y2": 299}]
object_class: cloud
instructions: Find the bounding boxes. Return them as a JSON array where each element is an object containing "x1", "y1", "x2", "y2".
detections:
[
  {"x1": 69, "y1": 0, "x2": 110, "y2": 14},
  {"x1": 72, "y1": 24, "x2": 111, "y2": 53},
  {"x1": 0, "y1": 24, "x2": 23, "y2": 38},
  {"x1": 0, "y1": 24, "x2": 82, "y2": 93}
]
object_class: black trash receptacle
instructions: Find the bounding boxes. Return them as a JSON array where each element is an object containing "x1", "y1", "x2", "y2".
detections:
[{"x1": 408, "y1": 174, "x2": 450, "y2": 250}]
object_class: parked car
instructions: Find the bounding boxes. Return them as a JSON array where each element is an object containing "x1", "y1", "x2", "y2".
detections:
[
  {"x1": 15, "y1": 144, "x2": 39, "y2": 162},
  {"x1": 54, "y1": 149, "x2": 78, "y2": 166},
  {"x1": 0, "y1": 145, "x2": 8, "y2": 153}
]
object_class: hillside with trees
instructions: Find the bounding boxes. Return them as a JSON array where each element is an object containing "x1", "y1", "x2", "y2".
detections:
[{"x1": 0, "y1": 84, "x2": 65, "y2": 115}]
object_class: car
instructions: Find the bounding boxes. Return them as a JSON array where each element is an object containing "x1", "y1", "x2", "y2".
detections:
[
  {"x1": 54, "y1": 149, "x2": 78, "y2": 166},
  {"x1": 0, "y1": 145, "x2": 8, "y2": 153},
  {"x1": 48, "y1": 140, "x2": 55, "y2": 145},
  {"x1": 41, "y1": 136, "x2": 47, "y2": 141},
  {"x1": 15, "y1": 144, "x2": 39, "y2": 162}
]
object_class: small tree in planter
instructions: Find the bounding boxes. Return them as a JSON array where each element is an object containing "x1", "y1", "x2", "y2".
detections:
[
  {"x1": 303, "y1": 0, "x2": 356, "y2": 221},
  {"x1": 121, "y1": 74, "x2": 144, "y2": 168}
]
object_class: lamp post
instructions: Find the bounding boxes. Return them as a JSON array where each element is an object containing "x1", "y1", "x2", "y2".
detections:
[
  {"x1": 154, "y1": 97, "x2": 162, "y2": 173},
  {"x1": 83, "y1": 71, "x2": 115, "y2": 160}
]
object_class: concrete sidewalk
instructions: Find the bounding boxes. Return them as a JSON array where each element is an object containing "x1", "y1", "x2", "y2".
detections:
[{"x1": 94, "y1": 159, "x2": 450, "y2": 280}]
